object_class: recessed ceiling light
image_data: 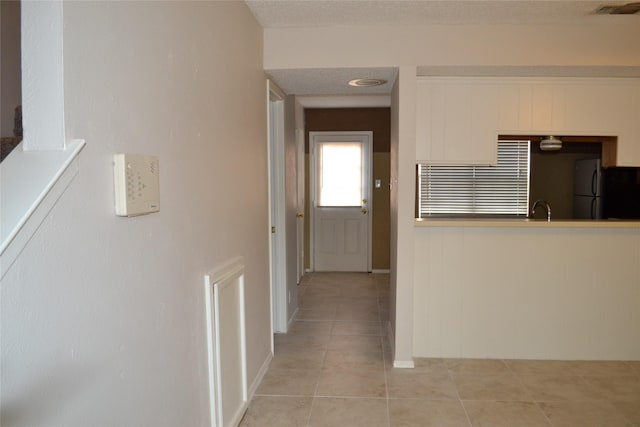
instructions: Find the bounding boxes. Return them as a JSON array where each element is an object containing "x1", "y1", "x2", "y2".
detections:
[{"x1": 348, "y1": 78, "x2": 387, "y2": 87}]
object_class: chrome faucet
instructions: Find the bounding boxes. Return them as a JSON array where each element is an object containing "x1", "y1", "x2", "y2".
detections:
[{"x1": 531, "y1": 199, "x2": 552, "y2": 222}]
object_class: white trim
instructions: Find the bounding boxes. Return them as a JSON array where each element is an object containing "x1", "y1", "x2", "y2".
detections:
[
  {"x1": 371, "y1": 269, "x2": 390, "y2": 274},
  {"x1": 204, "y1": 258, "x2": 248, "y2": 427},
  {"x1": 387, "y1": 321, "x2": 415, "y2": 369},
  {"x1": 247, "y1": 351, "x2": 274, "y2": 400},
  {"x1": 267, "y1": 80, "x2": 288, "y2": 334},
  {"x1": 1, "y1": 140, "x2": 86, "y2": 278},
  {"x1": 393, "y1": 360, "x2": 416, "y2": 369}
]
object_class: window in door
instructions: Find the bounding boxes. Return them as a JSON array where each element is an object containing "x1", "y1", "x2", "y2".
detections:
[{"x1": 316, "y1": 142, "x2": 363, "y2": 207}]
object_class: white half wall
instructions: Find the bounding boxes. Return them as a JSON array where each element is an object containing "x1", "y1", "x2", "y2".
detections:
[{"x1": 414, "y1": 226, "x2": 640, "y2": 360}]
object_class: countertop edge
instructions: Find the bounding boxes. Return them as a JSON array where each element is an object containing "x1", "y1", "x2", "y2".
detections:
[{"x1": 415, "y1": 218, "x2": 640, "y2": 228}]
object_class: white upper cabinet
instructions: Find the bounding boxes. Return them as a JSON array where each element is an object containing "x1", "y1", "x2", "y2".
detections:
[
  {"x1": 416, "y1": 77, "x2": 640, "y2": 166},
  {"x1": 416, "y1": 78, "x2": 499, "y2": 164},
  {"x1": 616, "y1": 83, "x2": 640, "y2": 166}
]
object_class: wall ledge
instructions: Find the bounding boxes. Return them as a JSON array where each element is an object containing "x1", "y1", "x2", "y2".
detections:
[
  {"x1": 415, "y1": 218, "x2": 640, "y2": 229},
  {"x1": 1, "y1": 139, "x2": 86, "y2": 278}
]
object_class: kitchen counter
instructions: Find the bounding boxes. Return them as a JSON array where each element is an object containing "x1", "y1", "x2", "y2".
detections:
[{"x1": 415, "y1": 218, "x2": 640, "y2": 228}]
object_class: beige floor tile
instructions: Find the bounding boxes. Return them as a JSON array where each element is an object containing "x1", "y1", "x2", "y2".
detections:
[
  {"x1": 308, "y1": 397, "x2": 388, "y2": 427},
  {"x1": 582, "y1": 375, "x2": 640, "y2": 402},
  {"x1": 518, "y1": 374, "x2": 601, "y2": 402},
  {"x1": 453, "y1": 372, "x2": 532, "y2": 401},
  {"x1": 256, "y1": 368, "x2": 321, "y2": 396},
  {"x1": 327, "y1": 335, "x2": 383, "y2": 352},
  {"x1": 331, "y1": 321, "x2": 382, "y2": 336},
  {"x1": 505, "y1": 359, "x2": 582, "y2": 376},
  {"x1": 538, "y1": 401, "x2": 634, "y2": 427},
  {"x1": 287, "y1": 320, "x2": 334, "y2": 335},
  {"x1": 275, "y1": 333, "x2": 331, "y2": 350},
  {"x1": 611, "y1": 401, "x2": 640, "y2": 425},
  {"x1": 388, "y1": 399, "x2": 470, "y2": 427},
  {"x1": 627, "y1": 361, "x2": 640, "y2": 376},
  {"x1": 334, "y1": 306, "x2": 379, "y2": 321},
  {"x1": 387, "y1": 369, "x2": 459, "y2": 399},
  {"x1": 445, "y1": 358, "x2": 510, "y2": 375},
  {"x1": 564, "y1": 360, "x2": 637, "y2": 377},
  {"x1": 463, "y1": 401, "x2": 551, "y2": 427},
  {"x1": 323, "y1": 349, "x2": 384, "y2": 370},
  {"x1": 411, "y1": 358, "x2": 449, "y2": 373},
  {"x1": 270, "y1": 348, "x2": 327, "y2": 370},
  {"x1": 239, "y1": 396, "x2": 312, "y2": 427},
  {"x1": 316, "y1": 366, "x2": 387, "y2": 398},
  {"x1": 295, "y1": 308, "x2": 336, "y2": 321}
]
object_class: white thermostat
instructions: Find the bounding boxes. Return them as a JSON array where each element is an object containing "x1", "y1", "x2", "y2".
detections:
[{"x1": 113, "y1": 153, "x2": 160, "y2": 216}]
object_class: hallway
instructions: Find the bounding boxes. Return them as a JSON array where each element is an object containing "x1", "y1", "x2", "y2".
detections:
[{"x1": 240, "y1": 273, "x2": 640, "y2": 426}]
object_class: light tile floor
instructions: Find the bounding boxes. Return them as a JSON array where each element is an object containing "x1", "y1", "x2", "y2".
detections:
[{"x1": 240, "y1": 272, "x2": 640, "y2": 427}]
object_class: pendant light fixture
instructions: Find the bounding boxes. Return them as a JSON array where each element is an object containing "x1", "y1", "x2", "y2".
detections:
[{"x1": 540, "y1": 136, "x2": 563, "y2": 151}]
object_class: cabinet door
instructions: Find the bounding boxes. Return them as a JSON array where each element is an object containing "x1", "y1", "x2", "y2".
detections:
[
  {"x1": 416, "y1": 78, "x2": 498, "y2": 165},
  {"x1": 616, "y1": 83, "x2": 640, "y2": 166}
]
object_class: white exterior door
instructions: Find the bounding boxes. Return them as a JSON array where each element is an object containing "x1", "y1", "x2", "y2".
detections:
[{"x1": 310, "y1": 132, "x2": 372, "y2": 272}]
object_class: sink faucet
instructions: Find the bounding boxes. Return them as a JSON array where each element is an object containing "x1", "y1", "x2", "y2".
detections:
[{"x1": 531, "y1": 199, "x2": 552, "y2": 222}]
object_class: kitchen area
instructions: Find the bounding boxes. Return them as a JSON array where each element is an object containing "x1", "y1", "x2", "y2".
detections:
[
  {"x1": 529, "y1": 136, "x2": 640, "y2": 220},
  {"x1": 413, "y1": 75, "x2": 640, "y2": 362}
]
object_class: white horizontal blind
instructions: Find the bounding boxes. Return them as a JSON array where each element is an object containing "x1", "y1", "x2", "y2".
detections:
[{"x1": 418, "y1": 140, "x2": 530, "y2": 217}]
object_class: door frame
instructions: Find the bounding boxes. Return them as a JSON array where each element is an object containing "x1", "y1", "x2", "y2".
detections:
[
  {"x1": 295, "y1": 128, "x2": 305, "y2": 283},
  {"x1": 267, "y1": 80, "x2": 287, "y2": 335},
  {"x1": 309, "y1": 131, "x2": 373, "y2": 272}
]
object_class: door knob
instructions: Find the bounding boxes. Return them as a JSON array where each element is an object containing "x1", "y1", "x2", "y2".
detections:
[
  {"x1": 362, "y1": 198, "x2": 368, "y2": 204},
  {"x1": 296, "y1": 213, "x2": 304, "y2": 218},
  {"x1": 361, "y1": 208, "x2": 368, "y2": 214}
]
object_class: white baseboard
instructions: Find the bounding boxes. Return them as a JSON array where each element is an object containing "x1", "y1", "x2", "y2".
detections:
[
  {"x1": 371, "y1": 269, "x2": 390, "y2": 274},
  {"x1": 393, "y1": 359, "x2": 415, "y2": 369},
  {"x1": 386, "y1": 321, "x2": 415, "y2": 369},
  {"x1": 248, "y1": 351, "x2": 273, "y2": 400}
]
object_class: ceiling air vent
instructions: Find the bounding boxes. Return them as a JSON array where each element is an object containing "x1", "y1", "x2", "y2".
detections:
[{"x1": 595, "y1": 2, "x2": 640, "y2": 14}]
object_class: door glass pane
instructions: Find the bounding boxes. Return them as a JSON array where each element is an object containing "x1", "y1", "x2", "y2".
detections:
[{"x1": 317, "y1": 142, "x2": 362, "y2": 206}]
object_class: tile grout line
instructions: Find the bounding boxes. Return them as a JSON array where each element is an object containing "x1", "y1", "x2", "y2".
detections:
[
  {"x1": 445, "y1": 361, "x2": 474, "y2": 427},
  {"x1": 504, "y1": 359, "x2": 555, "y2": 427},
  {"x1": 378, "y1": 286, "x2": 392, "y2": 427},
  {"x1": 303, "y1": 279, "x2": 331, "y2": 427}
]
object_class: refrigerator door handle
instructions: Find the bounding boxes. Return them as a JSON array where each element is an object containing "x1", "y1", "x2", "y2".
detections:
[
  {"x1": 591, "y1": 170, "x2": 597, "y2": 196},
  {"x1": 591, "y1": 197, "x2": 596, "y2": 219}
]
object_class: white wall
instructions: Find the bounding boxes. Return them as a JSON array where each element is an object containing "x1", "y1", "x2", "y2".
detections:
[
  {"x1": 414, "y1": 226, "x2": 640, "y2": 360},
  {"x1": 1, "y1": 2, "x2": 271, "y2": 426},
  {"x1": 389, "y1": 67, "x2": 416, "y2": 367},
  {"x1": 284, "y1": 95, "x2": 299, "y2": 322},
  {"x1": 264, "y1": 21, "x2": 640, "y2": 69}
]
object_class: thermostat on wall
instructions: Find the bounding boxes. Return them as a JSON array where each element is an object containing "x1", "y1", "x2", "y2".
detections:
[{"x1": 113, "y1": 153, "x2": 160, "y2": 217}]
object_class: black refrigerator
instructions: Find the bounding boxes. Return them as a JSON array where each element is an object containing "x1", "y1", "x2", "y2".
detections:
[
  {"x1": 573, "y1": 159, "x2": 640, "y2": 219},
  {"x1": 573, "y1": 159, "x2": 603, "y2": 219}
]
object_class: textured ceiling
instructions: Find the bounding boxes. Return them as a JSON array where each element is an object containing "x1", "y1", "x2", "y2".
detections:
[
  {"x1": 246, "y1": 0, "x2": 608, "y2": 28},
  {"x1": 266, "y1": 67, "x2": 398, "y2": 95}
]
